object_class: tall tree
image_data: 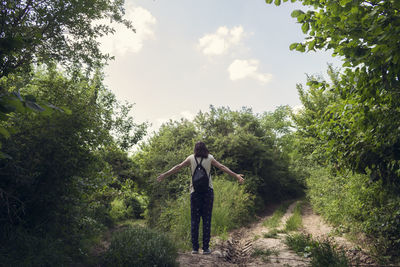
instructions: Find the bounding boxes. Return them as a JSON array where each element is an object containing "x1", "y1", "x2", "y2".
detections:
[
  {"x1": 267, "y1": 0, "x2": 400, "y2": 185},
  {"x1": 0, "y1": 0, "x2": 131, "y2": 79},
  {"x1": 0, "y1": 0, "x2": 132, "y2": 156}
]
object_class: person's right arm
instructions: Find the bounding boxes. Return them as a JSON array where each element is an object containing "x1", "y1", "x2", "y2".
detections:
[
  {"x1": 157, "y1": 157, "x2": 190, "y2": 182},
  {"x1": 211, "y1": 159, "x2": 244, "y2": 184}
]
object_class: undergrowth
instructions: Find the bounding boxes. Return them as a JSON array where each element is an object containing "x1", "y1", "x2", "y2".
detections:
[
  {"x1": 307, "y1": 168, "x2": 400, "y2": 261},
  {"x1": 156, "y1": 178, "x2": 255, "y2": 249},
  {"x1": 252, "y1": 248, "x2": 279, "y2": 263},
  {"x1": 103, "y1": 225, "x2": 178, "y2": 267},
  {"x1": 263, "y1": 229, "x2": 279, "y2": 238},
  {"x1": 285, "y1": 233, "x2": 352, "y2": 267},
  {"x1": 262, "y1": 201, "x2": 291, "y2": 229},
  {"x1": 284, "y1": 200, "x2": 304, "y2": 232}
]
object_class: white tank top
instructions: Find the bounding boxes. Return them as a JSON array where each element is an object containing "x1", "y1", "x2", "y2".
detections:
[{"x1": 187, "y1": 154, "x2": 214, "y2": 193}]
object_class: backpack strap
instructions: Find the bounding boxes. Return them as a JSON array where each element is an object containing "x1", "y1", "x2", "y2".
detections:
[{"x1": 194, "y1": 156, "x2": 204, "y2": 167}]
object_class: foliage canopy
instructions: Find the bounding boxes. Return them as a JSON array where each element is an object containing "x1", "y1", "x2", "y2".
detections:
[
  {"x1": 0, "y1": 0, "x2": 131, "y2": 79},
  {"x1": 267, "y1": 0, "x2": 400, "y2": 186}
]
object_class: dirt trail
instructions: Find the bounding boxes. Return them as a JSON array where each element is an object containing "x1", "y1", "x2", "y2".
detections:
[
  {"x1": 178, "y1": 200, "x2": 307, "y2": 266},
  {"x1": 301, "y1": 202, "x2": 376, "y2": 265},
  {"x1": 177, "y1": 200, "x2": 376, "y2": 267}
]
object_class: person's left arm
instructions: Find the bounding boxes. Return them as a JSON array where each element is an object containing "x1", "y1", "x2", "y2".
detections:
[{"x1": 157, "y1": 157, "x2": 191, "y2": 182}]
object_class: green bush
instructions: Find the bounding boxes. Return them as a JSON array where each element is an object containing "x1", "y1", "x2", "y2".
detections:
[
  {"x1": 110, "y1": 198, "x2": 129, "y2": 221},
  {"x1": 0, "y1": 228, "x2": 72, "y2": 267},
  {"x1": 262, "y1": 201, "x2": 291, "y2": 228},
  {"x1": 109, "y1": 177, "x2": 149, "y2": 222},
  {"x1": 307, "y1": 167, "x2": 400, "y2": 260},
  {"x1": 103, "y1": 225, "x2": 178, "y2": 267},
  {"x1": 137, "y1": 106, "x2": 304, "y2": 227},
  {"x1": 285, "y1": 233, "x2": 350, "y2": 267},
  {"x1": 310, "y1": 239, "x2": 350, "y2": 267},
  {"x1": 156, "y1": 178, "x2": 255, "y2": 249},
  {"x1": 285, "y1": 233, "x2": 315, "y2": 257},
  {"x1": 284, "y1": 201, "x2": 304, "y2": 232}
]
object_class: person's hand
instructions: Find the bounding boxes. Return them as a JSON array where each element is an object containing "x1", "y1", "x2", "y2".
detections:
[
  {"x1": 157, "y1": 174, "x2": 165, "y2": 182},
  {"x1": 237, "y1": 174, "x2": 244, "y2": 184}
]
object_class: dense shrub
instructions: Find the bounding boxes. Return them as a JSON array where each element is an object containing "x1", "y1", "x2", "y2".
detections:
[
  {"x1": 156, "y1": 178, "x2": 255, "y2": 249},
  {"x1": 109, "y1": 179, "x2": 148, "y2": 222},
  {"x1": 307, "y1": 167, "x2": 400, "y2": 260},
  {"x1": 0, "y1": 67, "x2": 146, "y2": 265},
  {"x1": 137, "y1": 106, "x2": 304, "y2": 227},
  {"x1": 284, "y1": 201, "x2": 304, "y2": 232},
  {"x1": 285, "y1": 233, "x2": 350, "y2": 267},
  {"x1": 262, "y1": 201, "x2": 291, "y2": 228},
  {"x1": 0, "y1": 228, "x2": 72, "y2": 267},
  {"x1": 110, "y1": 193, "x2": 147, "y2": 221},
  {"x1": 103, "y1": 226, "x2": 178, "y2": 267}
]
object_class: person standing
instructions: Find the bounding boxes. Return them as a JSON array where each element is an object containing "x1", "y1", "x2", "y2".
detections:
[{"x1": 157, "y1": 141, "x2": 244, "y2": 254}]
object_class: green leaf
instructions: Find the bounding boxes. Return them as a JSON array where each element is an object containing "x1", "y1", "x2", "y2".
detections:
[
  {"x1": 308, "y1": 39, "x2": 316, "y2": 50},
  {"x1": 61, "y1": 106, "x2": 72, "y2": 115},
  {"x1": 265, "y1": 0, "x2": 273, "y2": 3},
  {"x1": 296, "y1": 44, "x2": 306, "y2": 52},
  {"x1": 291, "y1": 10, "x2": 304, "y2": 18},
  {"x1": 0, "y1": 112, "x2": 8, "y2": 121},
  {"x1": 0, "y1": 151, "x2": 12, "y2": 159},
  {"x1": 274, "y1": 0, "x2": 281, "y2": 5},
  {"x1": 6, "y1": 98, "x2": 25, "y2": 113},
  {"x1": 302, "y1": 23, "x2": 310, "y2": 33},
  {"x1": 0, "y1": 126, "x2": 10, "y2": 139},
  {"x1": 339, "y1": 0, "x2": 352, "y2": 6},
  {"x1": 297, "y1": 14, "x2": 306, "y2": 22},
  {"x1": 289, "y1": 43, "x2": 298, "y2": 50},
  {"x1": 41, "y1": 107, "x2": 53, "y2": 116}
]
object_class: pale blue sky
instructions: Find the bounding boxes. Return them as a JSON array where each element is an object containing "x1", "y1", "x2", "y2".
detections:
[{"x1": 100, "y1": 0, "x2": 342, "y2": 133}]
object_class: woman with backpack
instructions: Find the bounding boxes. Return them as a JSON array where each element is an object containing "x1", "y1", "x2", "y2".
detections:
[{"x1": 157, "y1": 141, "x2": 244, "y2": 255}]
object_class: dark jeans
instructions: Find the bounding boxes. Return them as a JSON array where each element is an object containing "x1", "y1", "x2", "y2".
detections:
[{"x1": 190, "y1": 188, "x2": 214, "y2": 251}]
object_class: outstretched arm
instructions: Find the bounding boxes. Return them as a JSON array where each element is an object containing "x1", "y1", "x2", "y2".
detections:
[
  {"x1": 157, "y1": 157, "x2": 190, "y2": 182},
  {"x1": 211, "y1": 159, "x2": 244, "y2": 184}
]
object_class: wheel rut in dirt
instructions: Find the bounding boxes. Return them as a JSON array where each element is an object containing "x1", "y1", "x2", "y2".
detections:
[{"x1": 221, "y1": 230, "x2": 253, "y2": 264}]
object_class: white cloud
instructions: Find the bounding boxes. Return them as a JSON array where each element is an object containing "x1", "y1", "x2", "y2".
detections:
[
  {"x1": 97, "y1": 4, "x2": 156, "y2": 55},
  {"x1": 227, "y1": 59, "x2": 272, "y2": 83},
  {"x1": 152, "y1": 110, "x2": 196, "y2": 132},
  {"x1": 197, "y1": 26, "x2": 245, "y2": 55}
]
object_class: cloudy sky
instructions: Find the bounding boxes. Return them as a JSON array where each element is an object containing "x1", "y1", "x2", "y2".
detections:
[{"x1": 99, "y1": 0, "x2": 342, "y2": 133}]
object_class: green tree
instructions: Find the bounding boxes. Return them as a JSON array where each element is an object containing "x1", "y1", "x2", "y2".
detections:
[
  {"x1": 267, "y1": 0, "x2": 400, "y2": 186},
  {"x1": 0, "y1": 0, "x2": 131, "y2": 79},
  {"x1": 0, "y1": 66, "x2": 146, "y2": 265},
  {"x1": 136, "y1": 106, "x2": 303, "y2": 227},
  {"x1": 0, "y1": 0, "x2": 133, "y2": 155},
  {"x1": 265, "y1": 0, "x2": 400, "y2": 260}
]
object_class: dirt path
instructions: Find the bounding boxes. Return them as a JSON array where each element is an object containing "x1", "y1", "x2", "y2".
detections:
[
  {"x1": 177, "y1": 200, "x2": 376, "y2": 266},
  {"x1": 301, "y1": 202, "x2": 376, "y2": 265},
  {"x1": 178, "y1": 200, "x2": 307, "y2": 266}
]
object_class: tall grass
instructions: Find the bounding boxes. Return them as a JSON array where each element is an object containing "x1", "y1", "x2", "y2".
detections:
[
  {"x1": 307, "y1": 167, "x2": 400, "y2": 260},
  {"x1": 262, "y1": 201, "x2": 291, "y2": 229},
  {"x1": 156, "y1": 177, "x2": 255, "y2": 249},
  {"x1": 284, "y1": 201, "x2": 304, "y2": 232},
  {"x1": 285, "y1": 233, "x2": 351, "y2": 267},
  {"x1": 103, "y1": 225, "x2": 178, "y2": 267}
]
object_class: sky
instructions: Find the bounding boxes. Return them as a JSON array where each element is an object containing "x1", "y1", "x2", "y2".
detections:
[{"x1": 99, "y1": 0, "x2": 342, "y2": 133}]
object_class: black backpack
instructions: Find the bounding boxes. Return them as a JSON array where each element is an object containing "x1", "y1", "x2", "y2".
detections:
[{"x1": 192, "y1": 157, "x2": 210, "y2": 193}]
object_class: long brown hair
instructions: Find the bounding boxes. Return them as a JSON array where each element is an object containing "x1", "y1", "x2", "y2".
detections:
[{"x1": 194, "y1": 141, "x2": 209, "y2": 158}]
